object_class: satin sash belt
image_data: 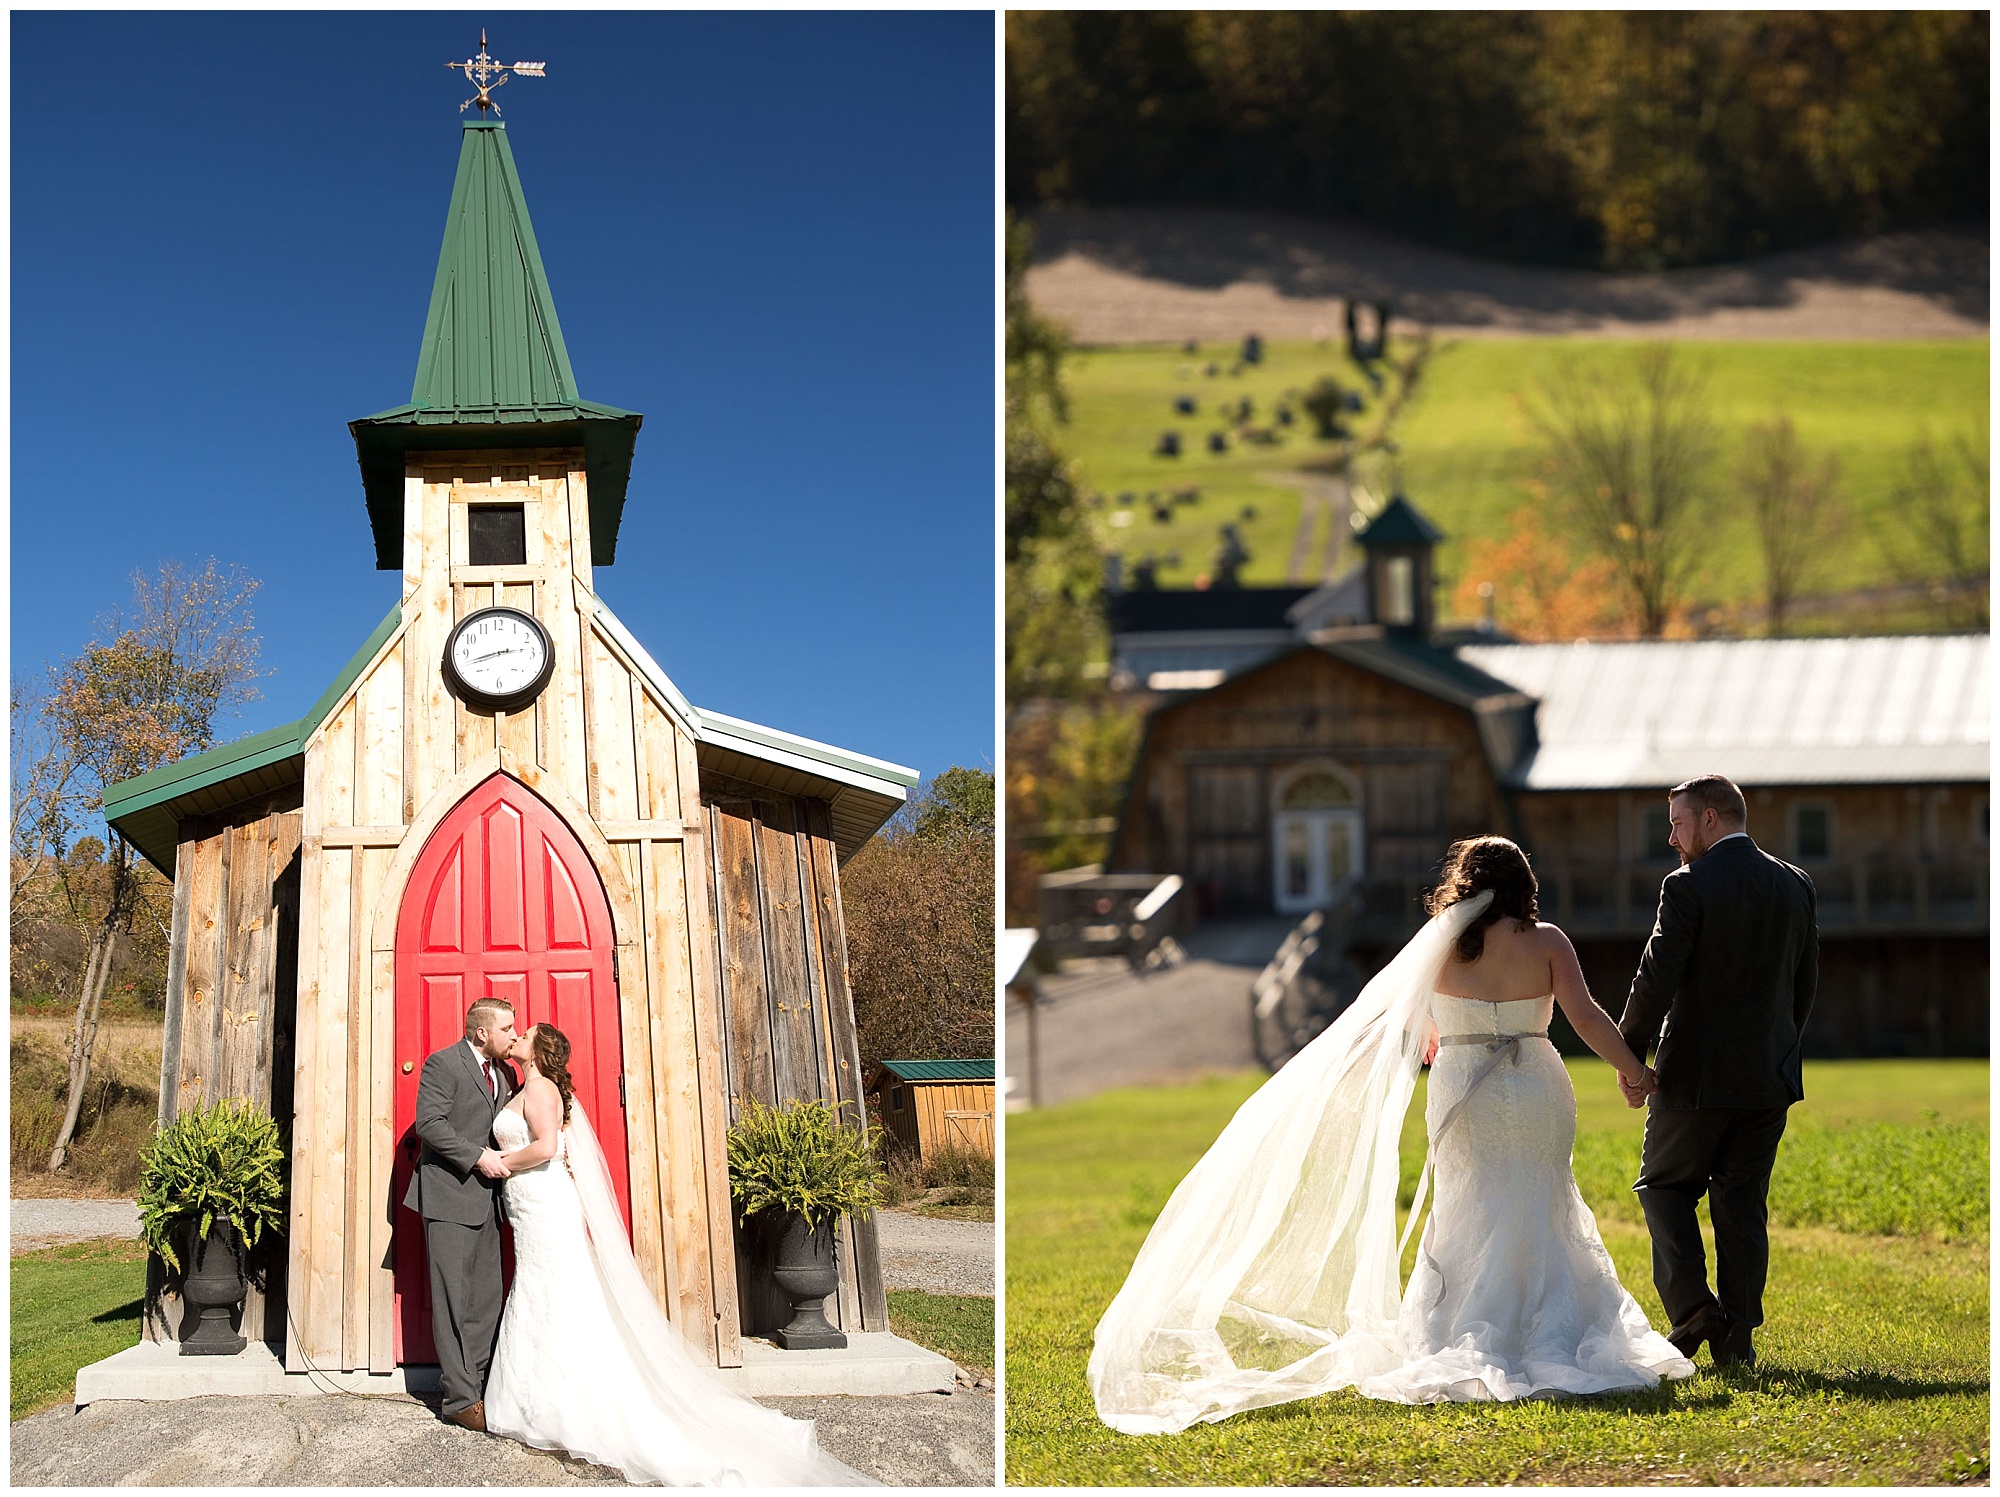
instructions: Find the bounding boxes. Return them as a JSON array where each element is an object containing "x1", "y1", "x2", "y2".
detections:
[{"x1": 1398, "y1": 1030, "x2": 1552, "y2": 1266}]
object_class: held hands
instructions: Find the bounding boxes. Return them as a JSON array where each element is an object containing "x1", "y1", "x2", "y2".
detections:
[
  {"x1": 476, "y1": 1148, "x2": 512, "y2": 1180},
  {"x1": 1617, "y1": 1066, "x2": 1658, "y2": 1110}
]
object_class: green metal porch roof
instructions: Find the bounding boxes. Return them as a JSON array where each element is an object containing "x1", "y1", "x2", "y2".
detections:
[
  {"x1": 875, "y1": 1059, "x2": 995, "y2": 1083},
  {"x1": 351, "y1": 119, "x2": 641, "y2": 570},
  {"x1": 102, "y1": 602, "x2": 402, "y2": 876}
]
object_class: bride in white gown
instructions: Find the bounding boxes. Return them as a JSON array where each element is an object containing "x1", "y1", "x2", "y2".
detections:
[
  {"x1": 481, "y1": 1023, "x2": 872, "y2": 1485},
  {"x1": 1090, "y1": 836, "x2": 1692, "y2": 1434}
]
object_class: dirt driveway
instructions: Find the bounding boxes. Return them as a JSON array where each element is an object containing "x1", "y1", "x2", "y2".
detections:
[{"x1": 1026, "y1": 206, "x2": 1987, "y2": 343}]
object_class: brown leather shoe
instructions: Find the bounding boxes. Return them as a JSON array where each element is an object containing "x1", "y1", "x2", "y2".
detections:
[
  {"x1": 444, "y1": 1401, "x2": 487, "y2": 1432},
  {"x1": 1666, "y1": 1304, "x2": 1728, "y2": 1361}
]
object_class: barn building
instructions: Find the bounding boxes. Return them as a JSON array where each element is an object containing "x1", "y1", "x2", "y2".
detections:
[
  {"x1": 1105, "y1": 497, "x2": 1989, "y2": 1056},
  {"x1": 103, "y1": 116, "x2": 916, "y2": 1370},
  {"x1": 866, "y1": 1059, "x2": 997, "y2": 1161}
]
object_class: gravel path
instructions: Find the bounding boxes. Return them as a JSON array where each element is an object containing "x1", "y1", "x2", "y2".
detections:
[
  {"x1": 1026, "y1": 206, "x2": 1988, "y2": 343},
  {"x1": 14, "y1": 1198, "x2": 996, "y2": 1299},
  {"x1": 12, "y1": 1198, "x2": 141, "y2": 1252},
  {"x1": 10, "y1": 1388, "x2": 993, "y2": 1487},
  {"x1": 873, "y1": 1210, "x2": 994, "y2": 1298}
]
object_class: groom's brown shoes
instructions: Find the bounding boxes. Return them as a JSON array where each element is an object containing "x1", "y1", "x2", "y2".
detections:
[
  {"x1": 444, "y1": 1401, "x2": 487, "y2": 1433},
  {"x1": 1666, "y1": 1304, "x2": 1728, "y2": 1361}
]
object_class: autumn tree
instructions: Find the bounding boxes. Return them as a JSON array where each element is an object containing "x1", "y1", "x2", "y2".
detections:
[
  {"x1": 1525, "y1": 345, "x2": 1718, "y2": 638},
  {"x1": 34, "y1": 559, "x2": 263, "y2": 1171},
  {"x1": 1451, "y1": 506, "x2": 1633, "y2": 641},
  {"x1": 1737, "y1": 416, "x2": 1843, "y2": 636},
  {"x1": 842, "y1": 767, "x2": 995, "y2": 1068}
]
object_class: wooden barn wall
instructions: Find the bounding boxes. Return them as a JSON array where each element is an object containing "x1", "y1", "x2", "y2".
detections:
[
  {"x1": 912, "y1": 1082, "x2": 996, "y2": 1158},
  {"x1": 705, "y1": 788, "x2": 890, "y2": 1341},
  {"x1": 286, "y1": 447, "x2": 742, "y2": 1373},
  {"x1": 145, "y1": 791, "x2": 303, "y2": 1347},
  {"x1": 1111, "y1": 650, "x2": 1504, "y2": 911}
]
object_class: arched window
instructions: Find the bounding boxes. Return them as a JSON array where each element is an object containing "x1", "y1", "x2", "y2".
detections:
[{"x1": 1279, "y1": 768, "x2": 1359, "y2": 810}]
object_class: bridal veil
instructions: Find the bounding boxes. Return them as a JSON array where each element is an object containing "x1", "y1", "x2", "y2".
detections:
[
  {"x1": 561, "y1": 1101, "x2": 876, "y2": 1486},
  {"x1": 1088, "y1": 891, "x2": 1493, "y2": 1434}
]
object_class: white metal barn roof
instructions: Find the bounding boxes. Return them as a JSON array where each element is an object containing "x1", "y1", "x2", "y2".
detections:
[{"x1": 1460, "y1": 635, "x2": 1990, "y2": 790}]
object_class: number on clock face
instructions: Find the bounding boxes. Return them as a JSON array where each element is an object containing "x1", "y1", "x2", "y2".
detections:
[{"x1": 449, "y1": 610, "x2": 550, "y2": 702}]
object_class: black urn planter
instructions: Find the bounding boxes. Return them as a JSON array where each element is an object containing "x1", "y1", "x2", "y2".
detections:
[
  {"x1": 769, "y1": 1212, "x2": 846, "y2": 1350},
  {"x1": 178, "y1": 1215, "x2": 248, "y2": 1356}
]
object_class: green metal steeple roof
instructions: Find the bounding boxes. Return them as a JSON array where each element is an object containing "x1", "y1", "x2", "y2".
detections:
[
  {"x1": 1355, "y1": 493, "x2": 1445, "y2": 550},
  {"x1": 351, "y1": 119, "x2": 641, "y2": 569}
]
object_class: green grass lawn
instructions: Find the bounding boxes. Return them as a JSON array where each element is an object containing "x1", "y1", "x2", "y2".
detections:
[
  {"x1": 887, "y1": 1289, "x2": 994, "y2": 1376},
  {"x1": 1062, "y1": 338, "x2": 1988, "y2": 615},
  {"x1": 11, "y1": 1238, "x2": 149, "y2": 1420},
  {"x1": 1006, "y1": 1059, "x2": 1989, "y2": 1485}
]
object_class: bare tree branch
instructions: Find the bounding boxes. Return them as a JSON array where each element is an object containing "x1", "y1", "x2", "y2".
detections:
[
  {"x1": 1525, "y1": 344, "x2": 1718, "y2": 637},
  {"x1": 1738, "y1": 415, "x2": 1843, "y2": 637}
]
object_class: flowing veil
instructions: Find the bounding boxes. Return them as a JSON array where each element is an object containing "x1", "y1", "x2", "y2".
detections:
[
  {"x1": 1088, "y1": 891, "x2": 1493, "y2": 1434},
  {"x1": 562, "y1": 1100, "x2": 876, "y2": 1486}
]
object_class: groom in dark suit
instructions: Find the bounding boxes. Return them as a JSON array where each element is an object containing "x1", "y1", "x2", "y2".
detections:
[
  {"x1": 1616, "y1": 774, "x2": 1818, "y2": 1371},
  {"x1": 402, "y1": 997, "x2": 519, "y2": 1430}
]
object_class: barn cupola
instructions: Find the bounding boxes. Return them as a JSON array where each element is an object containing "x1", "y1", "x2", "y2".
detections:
[
  {"x1": 1356, "y1": 493, "x2": 1444, "y2": 640},
  {"x1": 349, "y1": 118, "x2": 642, "y2": 572}
]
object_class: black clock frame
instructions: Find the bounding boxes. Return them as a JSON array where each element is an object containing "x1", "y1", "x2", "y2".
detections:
[{"x1": 441, "y1": 606, "x2": 558, "y2": 713}]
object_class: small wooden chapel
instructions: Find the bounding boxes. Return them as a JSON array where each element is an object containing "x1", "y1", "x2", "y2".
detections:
[{"x1": 104, "y1": 111, "x2": 917, "y2": 1373}]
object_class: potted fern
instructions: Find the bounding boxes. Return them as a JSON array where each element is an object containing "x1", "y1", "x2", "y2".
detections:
[
  {"x1": 726, "y1": 1098, "x2": 883, "y2": 1350},
  {"x1": 137, "y1": 1101, "x2": 287, "y2": 1356}
]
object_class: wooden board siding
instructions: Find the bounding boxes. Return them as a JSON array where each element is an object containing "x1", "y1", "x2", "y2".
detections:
[
  {"x1": 913, "y1": 1082, "x2": 997, "y2": 1158},
  {"x1": 1112, "y1": 648, "x2": 1503, "y2": 912},
  {"x1": 268, "y1": 448, "x2": 743, "y2": 1371},
  {"x1": 147, "y1": 790, "x2": 303, "y2": 1347},
  {"x1": 708, "y1": 790, "x2": 890, "y2": 1339}
]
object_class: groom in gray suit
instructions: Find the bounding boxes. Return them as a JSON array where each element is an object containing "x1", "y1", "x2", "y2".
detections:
[
  {"x1": 1616, "y1": 774, "x2": 1818, "y2": 1372},
  {"x1": 401, "y1": 997, "x2": 519, "y2": 1430}
]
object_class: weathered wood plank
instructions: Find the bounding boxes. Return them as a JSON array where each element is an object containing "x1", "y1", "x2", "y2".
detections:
[
  {"x1": 368, "y1": 942, "x2": 397, "y2": 1374},
  {"x1": 590, "y1": 628, "x2": 639, "y2": 824},
  {"x1": 642, "y1": 832, "x2": 709, "y2": 1352},
  {"x1": 804, "y1": 798, "x2": 888, "y2": 1330},
  {"x1": 357, "y1": 638, "x2": 403, "y2": 830},
  {"x1": 218, "y1": 819, "x2": 269, "y2": 1106},
  {"x1": 711, "y1": 805, "x2": 774, "y2": 1107},
  {"x1": 309, "y1": 844, "x2": 353, "y2": 1363},
  {"x1": 678, "y1": 730, "x2": 741, "y2": 1366},
  {"x1": 640, "y1": 695, "x2": 681, "y2": 826},
  {"x1": 792, "y1": 817, "x2": 860, "y2": 1333},
  {"x1": 595, "y1": 820, "x2": 686, "y2": 842},
  {"x1": 286, "y1": 754, "x2": 325, "y2": 1371},
  {"x1": 753, "y1": 800, "x2": 821, "y2": 1108},
  {"x1": 616, "y1": 885, "x2": 670, "y2": 1331},
  {"x1": 175, "y1": 834, "x2": 225, "y2": 1115},
  {"x1": 156, "y1": 834, "x2": 197, "y2": 1126}
]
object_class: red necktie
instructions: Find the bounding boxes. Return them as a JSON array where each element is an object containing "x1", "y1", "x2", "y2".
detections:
[{"x1": 483, "y1": 1060, "x2": 495, "y2": 1099}]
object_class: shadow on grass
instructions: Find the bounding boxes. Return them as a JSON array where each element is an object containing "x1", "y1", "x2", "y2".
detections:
[
  {"x1": 92, "y1": 1298, "x2": 143, "y2": 1326},
  {"x1": 1725, "y1": 1363, "x2": 1990, "y2": 1404}
]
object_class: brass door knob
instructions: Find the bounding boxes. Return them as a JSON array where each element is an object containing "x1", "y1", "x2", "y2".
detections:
[{"x1": 402, "y1": 1061, "x2": 415, "y2": 1074}]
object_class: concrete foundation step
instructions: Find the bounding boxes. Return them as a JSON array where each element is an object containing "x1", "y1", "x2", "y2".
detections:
[{"x1": 75, "y1": 1332, "x2": 956, "y2": 1405}]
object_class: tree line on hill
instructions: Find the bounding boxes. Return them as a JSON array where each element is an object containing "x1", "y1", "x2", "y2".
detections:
[{"x1": 1007, "y1": 11, "x2": 1987, "y2": 270}]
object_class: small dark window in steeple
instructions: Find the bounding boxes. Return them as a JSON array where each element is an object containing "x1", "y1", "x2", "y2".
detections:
[{"x1": 469, "y1": 505, "x2": 526, "y2": 566}]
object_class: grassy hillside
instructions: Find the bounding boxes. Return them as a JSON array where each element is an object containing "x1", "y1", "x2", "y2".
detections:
[{"x1": 1060, "y1": 337, "x2": 1987, "y2": 627}]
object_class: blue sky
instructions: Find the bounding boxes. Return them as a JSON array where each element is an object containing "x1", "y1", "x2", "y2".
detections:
[{"x1": 12, "y1": 12, "x2": 995, "y2": 790}]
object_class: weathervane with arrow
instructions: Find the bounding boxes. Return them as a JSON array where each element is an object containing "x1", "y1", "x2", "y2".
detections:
[{"x1": 448, "y1": 30, "x2": 545, "y2": 115}]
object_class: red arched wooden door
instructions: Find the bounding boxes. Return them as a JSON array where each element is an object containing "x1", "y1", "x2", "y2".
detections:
[{"x1": 390, "y1": 772, "x2": 630, "y2": 1363}]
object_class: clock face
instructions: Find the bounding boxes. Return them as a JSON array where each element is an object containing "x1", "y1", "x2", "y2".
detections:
[{"x1": 445, "y1": 607, "x2": 554, "y2": 708}]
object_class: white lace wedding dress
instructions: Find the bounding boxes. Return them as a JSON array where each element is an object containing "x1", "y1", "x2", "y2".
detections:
[
  {"x1": 1358, "y1": 993, "x2": 1690, "y2": 1403},
  {"x1": 482, "y1": 1102, "x2": 872, "y2": 1486},
  {"x1": 1090, "y1": 893, "x2": 1691, "y2": 1434}
]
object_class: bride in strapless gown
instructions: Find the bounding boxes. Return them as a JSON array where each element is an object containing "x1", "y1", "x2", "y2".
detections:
[
  {"x1": 1091, "y1": 837, "x2": 1691, "y2": 1434},
  {"x1": 481, "y1": 1023, "x2": 872, "y2": 1486}
]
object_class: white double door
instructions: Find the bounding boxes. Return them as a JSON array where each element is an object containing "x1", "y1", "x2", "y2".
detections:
[{"x1": 1273, "y1": 809, "x2": 1364, "y2": 915}]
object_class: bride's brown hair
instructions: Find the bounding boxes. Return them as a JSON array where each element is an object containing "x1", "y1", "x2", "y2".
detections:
[
  {"x1": 529, "y1": 1024, "x2": 575, "y2": 1126},
  {"x1": 1425, "y1": 836, "x2": 1540, "y2": 963}
]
